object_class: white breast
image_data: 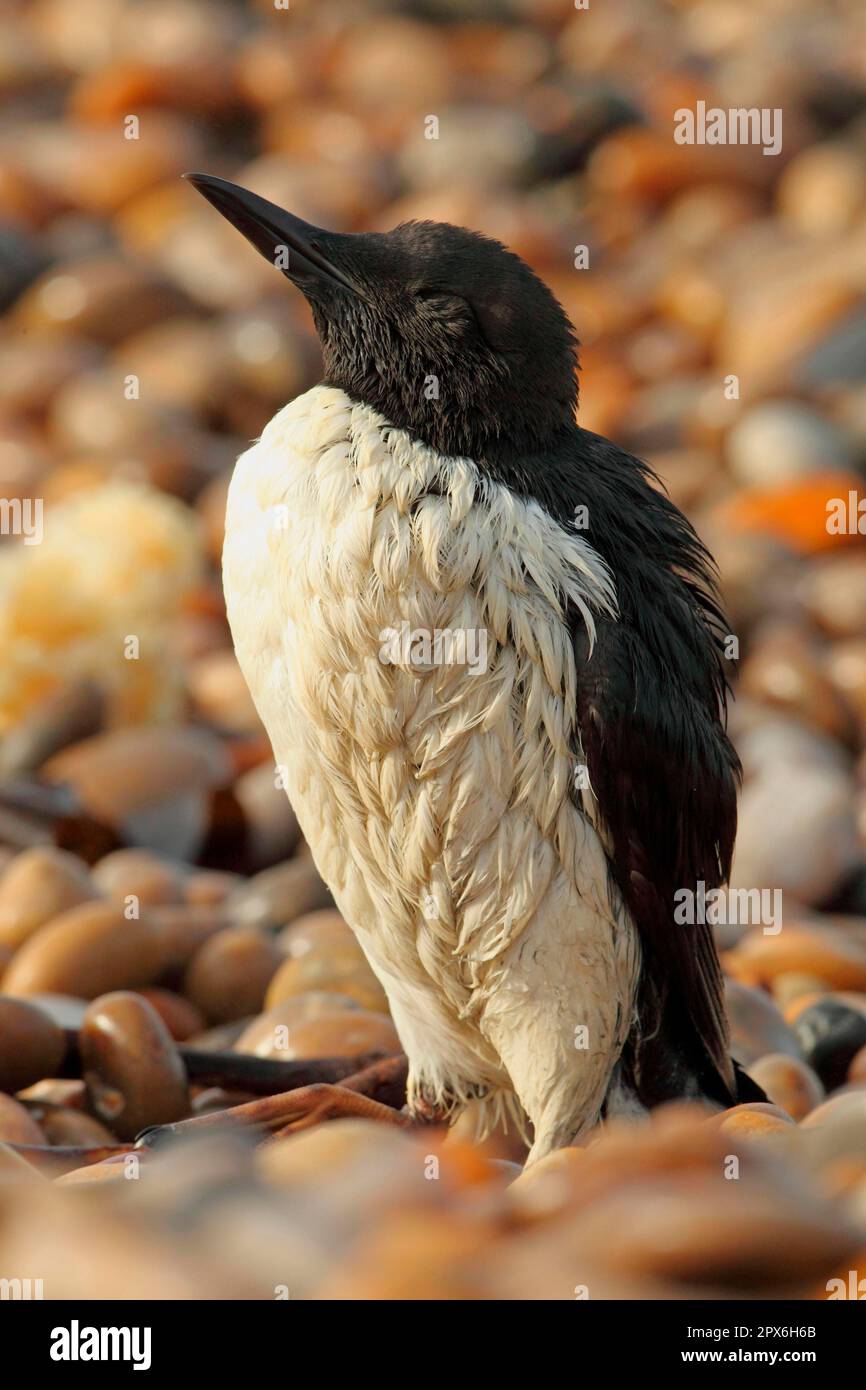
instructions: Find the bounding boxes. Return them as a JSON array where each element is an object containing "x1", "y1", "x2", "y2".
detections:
[{"x1": 223, "y1": 384, "x2": 641, "y2": 1156}]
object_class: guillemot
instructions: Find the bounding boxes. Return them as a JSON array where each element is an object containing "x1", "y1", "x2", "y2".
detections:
[{"x1": 186, "y1": 172, "x2": 762, "y2": 1161}]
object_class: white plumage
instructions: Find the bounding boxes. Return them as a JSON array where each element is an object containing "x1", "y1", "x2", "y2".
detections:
[{"x1": 223, "y1": 384, "x2": 641, "y2": 1161}]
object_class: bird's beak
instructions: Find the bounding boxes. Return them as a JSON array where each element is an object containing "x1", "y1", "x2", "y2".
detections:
[{"x1": 183, "y1": 172, "x2": 362, "y2": 300}]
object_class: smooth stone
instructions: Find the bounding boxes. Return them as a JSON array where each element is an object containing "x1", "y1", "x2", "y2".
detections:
[
  {"x1": 0, "y1": 846, "x2": 96, "y2": 950},
  {"x1": 731, "y1": 762, "x2": 861, "y2": 907},
  {"x1": 2, "y1": 902, "x2": 167, "y2": 1000},
  {"x1": 264, "y1": 947, "x2": 388, "y2": 1014},
  {"x1": 738, "y1": 629, "x2": 853, "y2": 742},
  {"x1": 235, "y1": 993, "x2": 361, "y2": 1058},
  {"x1": 233, "y1": 760, "x2": 301, "y2": 869},
  {"x1": 747, "y1": 1053, "x2": 825, "y2": 1120},
  {"x1": 0, "y1": 997, "x2": 67, "y2": 1093},
  {"x1": 44, "y1": 725, "x2": 230, "y2": 859},
  {"x1": 40, "y1": 1108, "x2": 116, "y2": 1147},
  {"x1": 80, "y1": 991, "x2": 189, "y2": 1141},
  {"x1": 183, "y1": 927, "x2": 283, "y2": 1025},
  {"x1": 228, "y1": 857, "x2": 333, "y2": 931},
  {"x1": 793, "y1": 999, "x2": 866, "y2": 1091},
  {"x1": 0, "y1": 1092, "x2": 46, "y2": 1146},
  {"x1": 797, "y1": 307, "x2": 866, "y2": 390},
  {"x1": 277, "y1": 910, "x2": 357, "y2": 959},
  {"x1": 727, "y1": 925, "x2": 866, "y2": 992},
  {"x1": 135, "y1": 988, "x2": 205, "y2": 1042},
  {"x1": 725, "y1": 979, "x2": 803, "y2": 1064},
  {"x1": 727, "y1": 401, "x2": 854, "y2": 486},
  {"x1": 92, "y1": 849, "x2": 186, "y2": 907},
  {"x1": 253, "y1": 1010, "x2": 400, "y2": 1062},
  {"x1": 802, "y1": 557, "x2": 866, "y2": 640}
]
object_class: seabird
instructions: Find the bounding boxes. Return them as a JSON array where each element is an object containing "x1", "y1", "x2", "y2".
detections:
[{"x1": 187, "y1": 173, "x2": 763, "y2": 1161}]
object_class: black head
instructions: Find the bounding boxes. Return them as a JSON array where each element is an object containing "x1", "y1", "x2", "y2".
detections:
[{"x1": 185, "y1": 174, "x2": 579, "y2": 463}]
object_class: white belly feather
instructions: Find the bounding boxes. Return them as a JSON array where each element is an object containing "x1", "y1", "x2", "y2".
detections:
[{"x1": 223, "y1": 384, "x2": 641, "y2": 1155}]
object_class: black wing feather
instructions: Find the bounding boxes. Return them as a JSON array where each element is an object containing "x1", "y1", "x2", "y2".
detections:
[{"x1": 485, "y1": 426, "x2": 741, "y2": 1105}]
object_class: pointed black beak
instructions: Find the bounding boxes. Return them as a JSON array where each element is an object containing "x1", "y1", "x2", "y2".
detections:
[{"x1": 183, "y1": 172, "x2": 362, "y2": 300}]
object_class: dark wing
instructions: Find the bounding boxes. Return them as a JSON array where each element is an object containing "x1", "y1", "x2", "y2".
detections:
[
  {"x1": 492, "y1": 426, "x2": 741, "y2": 1105},
  {"x1": 568, "y1": 430, "x2": 741, "y2": 1105},
  {"x1": 573, "y1": 612, "x2": 739, "y2": 1104}
]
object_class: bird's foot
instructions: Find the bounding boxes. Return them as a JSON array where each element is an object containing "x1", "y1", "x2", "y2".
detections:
[
  {"x1": 403, "y1": 1094, "x2": 448, "y2": 1127},
  {"x1": 135, "y1": 1054, "x2": 410, "y2": 1147}
]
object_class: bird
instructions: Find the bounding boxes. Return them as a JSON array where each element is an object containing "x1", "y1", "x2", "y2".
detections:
[{"x1": 186, "y1": 172, "x2": 764, "y2": 1162}]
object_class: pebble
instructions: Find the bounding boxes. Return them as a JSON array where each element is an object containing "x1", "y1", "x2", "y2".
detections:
[
  {"x1": 799, "y1": 1091, "x2": 866, "y2": 1169},
  {"x1": 802, "y1": 557, "x2": 866, "y2": 640},
  {"x1": 15, "y1": 256, "x2": 188, "y2": 343},
  {"x1": 726, "y1": 401, "x2": 854, "y2": 486},
  {"x1": 44, "y1": 724, "x2": 229, "y2": 829},
  {"x1": 798, "y1": 307, "x2": 866, "y2": 391},
  {"x1": 39, "y1": 1108, "x2": 116, "y2": 1148},
  {"x1": 567, "y1": 1170, "x2": 859, "y2": 1289},
  {"x1": 235, "y1": 994, "x2": 362, "y2": 1058},
  {"x1": 255, "y1": 1119, "x2": 432, "y2": 1213},
  {"x1": 183, "y1": 927, "x2": 283, "y2": 1024},
  {"x1": 0, "y1": 846, "x2": 96, "y2": 950},
  {"x1": 135, "y1": 988, "x2": 205, "y2": 1042},
  {"x1": 184, "y1": 869, "x2": 241, "y2": 908},
  {"x1": 250, "y1": 1010, "x2": 400, "y2": 1064},
  {"x1": 217, "y1": 304, "x2": 313, "y2": 434},
  {"x1": 716, "y1": 1103, "x2": 797, "y2": 1140},
  {"x1": 725, "y1": 979, "x2": 803, "y2": 1064},
  {"x1": 0, "y1": 997, "x2": 66, "y2": 1093},
  {"x1": 730, "y1": 761, "x2": 861, "y2": 907},
  {"x1": 507, "y1": 1146, "x2": 585, "y2": 1219},
  {"x1": 233, "y1": 761, "x2": 301, "y2": 869},
  {"x1": 80, "y1": 991, "x2": 189, "y2": 1141},
  {"x1": 0, "y1": 1092, "x2": 47, "y2": 1146},
  {"x1": 265, "y1": 946, "x2": 389, "y2": 1015},
  {"x1": 738, "y1": 629, "x2": 854, "y2": 742},
  {"x1": 9, "y1": 116, "x2": 201, "y2": 219},
  {"x1": 2, "y1": 901, "x2": 167, "y2": 999},
  {"x1": 793, "y1": 999, "x2": 866, "y2": 1091},
  {"x1": 44, "y1": 725, "x2": 230, "y2": 860},
  {"x1": 849, "y1": 1043, "x2": 866, "y2": 1084},
  {"x1": 726, "y1": 926, "x2": 866, "y2": 992},
  {"x1": 825, "y1": 640, "x2": 866, "y2": 731},
  {"x1": 91, "y1": 849, "x2": 186, "y2": 907},
  {"x1": 144, "y1": 904, "x2": 228, "y2": 975},
  {"x1": 277, "y1": 910, "x2": 357, "y2": 959},
  {"x1": 741, "y1": 1054, "x2": 824, "y2": 1121},
  {"x1": 0, "y1": 333, "x2": 99, "y2": 416},
  {"x1": 778, "y1": 143, "x2": 866, "y2": 236},
  {"x1": 114, "y1": 316, "x2": 224, "y2": 415},
  {"x1": 227, "y1": 857, "x2": 333, "y2": 931},
  {"x1": 330, "y1": 17, "x2": 452, "y2": 109},
  {"x1": 187, "y1": 650, "x2": 262, "y2": 734},
  {"x1": 771, "y1": 972, "x2": 829, "y2": 1011},
  {"x1": 717, "y1": 263, "x2": 856, "y2": 391},
  {"x1": 19, "y1": 995, "x2": 87, "y2": 1031}
]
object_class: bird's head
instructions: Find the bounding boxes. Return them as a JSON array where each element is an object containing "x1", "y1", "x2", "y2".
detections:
[{"x1": 185, "y1": 173, "x2": 579, "y2": 463}]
